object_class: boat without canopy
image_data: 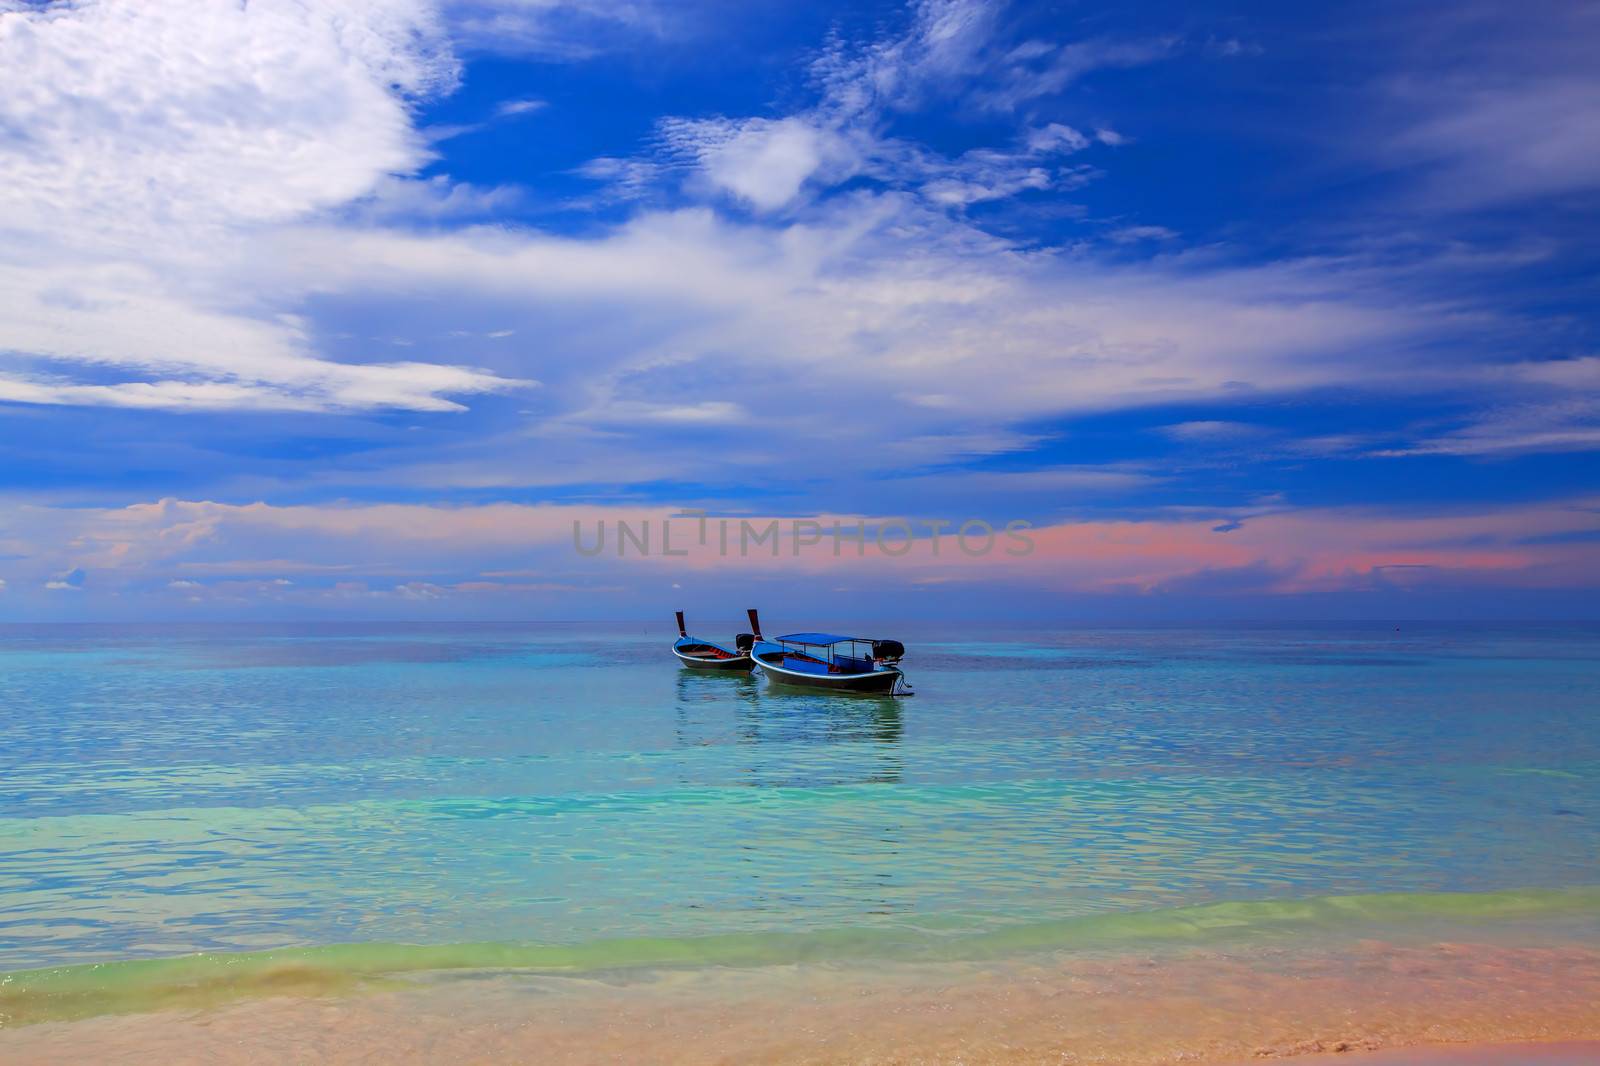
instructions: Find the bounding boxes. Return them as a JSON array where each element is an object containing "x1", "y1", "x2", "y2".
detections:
[
  {"x1": 671, "y1": 610, "x2": 756, "y2": 671},
  {"x1": 750, "y1": 615, "x2": 910, "y2": 694}
]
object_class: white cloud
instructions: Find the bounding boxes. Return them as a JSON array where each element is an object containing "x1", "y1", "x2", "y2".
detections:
[
  {"x1": 0, "y1": 0, "x2": 1215, "y2": 435},
  {"x1": 1371, "y1": 5, "x2": 1600, "y2": 209},
  {"x1": 0, "y1": 0, "x2": 523, "y2": 412},
  {"x1": 571, "y1": 156, "x2": 670, "y2": 204},
  {"x1": 446, "y1": 0, "x2": 674, "y2": 58},
  {"x1": 0, "y1": 0, "x2": 455, "y2": 243},
  {"x1": 920, "y1": 165, "x2": 1051, "y2": 207},
  {"x1": 1026, "y1": 123, "x2": 1090, "y2": 153},
  {"x1": 1375, "y1": 398, "x2": 1600, "y2": 458},
  {"x1": 972, "y1": 37, "x2": 1176, "y2": 111},
  {"x1": 0, "y1": 0, "x2": 1514, "y2": 476},
  {"x1": 601, "y1": 400, "x2": 748, "y2": 425},
  {"x1": 660, "y1": 116, "x2": 854, "y2": 212},
  {"x1": 358, "y1": 175, "x2": 524, "y2": 220},
  {"x1": 1368, "y1": 358, "x2": 1600, "y2": 458},
  {"x1": 0, "y1": 0, "x2": 1585, "y2": 481},
  {"x1": 702, "y1": 120, "x2": 836, "y2": 211},
  {"x1": 1161, "y1": 420, "x2": 1261, "y2": 441},
  {"x1": 44, "y1": 567, "x2": 86, "y2": 592},
  {"x1": 237, "y1": 189, "x2": 1476, "y2": 499},
  {"x1": 806, "y1": 0, "x2": 998, "y2": 116},
  {"x1": 650, "y1": 110, "x2": 1091, "y2": 212},
  {"x1": 495, "y1": 98, "x2": 546, "y2": 117},
  {"x1": 588, "y1": 2, "x2": 1132, "y2": 213},
  {"x1": 1508, "y1": 356, "x2": 1600, "y2": 390},
  {"x1": 1109, "y1": 225, "x2": 1179, "y2": 243},
  {"x1": 1387, "y1": 80, "x2": 1600, "y2": 210}
]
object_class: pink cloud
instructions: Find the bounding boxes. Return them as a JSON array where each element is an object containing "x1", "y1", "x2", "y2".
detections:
[{"x1": 3, "y1": 497, "x2": 1597, "y2": 611}]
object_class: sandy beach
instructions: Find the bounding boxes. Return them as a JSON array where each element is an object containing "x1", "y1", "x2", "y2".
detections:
[{"x1": 4, "y1": 936, "x2": 1598, "y2": 1064}]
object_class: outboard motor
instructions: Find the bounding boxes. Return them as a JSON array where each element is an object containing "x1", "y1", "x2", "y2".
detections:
[
  {"x1": 735, "y1": 633, "x2": 755, "y2": 654},
  {"x1": 871, "y1": 639, "x2": 905, "y2": 662},
  {"x1": 746, "y1": 608, "x2": 763, "y2": 641}
]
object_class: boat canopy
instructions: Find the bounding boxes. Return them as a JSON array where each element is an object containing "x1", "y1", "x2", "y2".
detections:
[{"x1": 775, "y1": 632, "x2": 865, "y2": 646}]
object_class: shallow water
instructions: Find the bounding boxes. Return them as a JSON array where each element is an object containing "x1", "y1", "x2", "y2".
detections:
[{"x1": 1, "y1": 621, "x2": 1598, "y2": 1042}]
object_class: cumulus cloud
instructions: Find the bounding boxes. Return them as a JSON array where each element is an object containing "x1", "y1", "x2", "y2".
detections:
[
  {"x1": 0, "y1": 0, "x2": 455, "y2": 241},
  {"x1": 0, "y1": 0, "x2": 523, "y2": 412},
  {"x1": 658, "y1": 116, "x2": 856, "y2": 212}
]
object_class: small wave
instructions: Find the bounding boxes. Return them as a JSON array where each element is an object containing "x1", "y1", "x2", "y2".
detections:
[{"x1": 3, "y1": 885, "x2": 1597, "y2": 1028}]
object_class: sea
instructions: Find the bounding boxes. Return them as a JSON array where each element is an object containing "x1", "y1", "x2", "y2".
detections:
[{"x1": 2, "y1": 621, "x2": 1597, "y2": 1062}]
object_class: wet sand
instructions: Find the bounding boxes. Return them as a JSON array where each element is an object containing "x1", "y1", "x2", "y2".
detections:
[
  {"x1": 1279, "y1": 1044, "x2": 1600, "y2": 1065},
  {"x1": 3, "y1": 937, "x2": 1598, "y2": 1064}
]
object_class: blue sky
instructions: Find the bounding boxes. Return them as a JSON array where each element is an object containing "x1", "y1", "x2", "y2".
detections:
[{"x1": 0, "y1": 0, "x2": 1597, "y2": 620}]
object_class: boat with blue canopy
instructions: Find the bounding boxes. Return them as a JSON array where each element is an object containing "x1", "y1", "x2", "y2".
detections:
[
  {"x1": 671, "y1": 610, "x2": 756, "y2": 671},
  {"x1": 750, "y1": 618, "x2": 910, "y2": 694}
]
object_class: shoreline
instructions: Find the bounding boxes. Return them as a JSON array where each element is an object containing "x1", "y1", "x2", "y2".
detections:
[
  {"x1": 6, "y1": 885, "x2": 1598, "y2": 1026},
  {"x1": 4, "y1": 934, "x2": 1598, "y2": 1064}
]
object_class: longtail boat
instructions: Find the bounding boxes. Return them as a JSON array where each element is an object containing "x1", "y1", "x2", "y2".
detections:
[
  {"x1": 750, "y1": 617, "x2": 910, "y2": 694},
  {"x1": 671, "y1": 610, "x2": 756, "y2": 671}
]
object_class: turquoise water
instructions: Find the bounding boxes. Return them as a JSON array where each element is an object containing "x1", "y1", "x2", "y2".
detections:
[{"x1": 2, "y1": 622, "x2": 1597, "y2": 984}]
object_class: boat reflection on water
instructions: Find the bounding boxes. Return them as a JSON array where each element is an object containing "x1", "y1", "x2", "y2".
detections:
[
  {"x1": 673, "y1": 669, "x2": 902, "y2": 743},
  {"x1": 673, "y1": 665, "x2": 761, "y2": 702},
  {"x1": 736, "y1": 688, "x2": 904, "y2": 786},
  {"x1": 671, "y1": 668, "x2": 760, "y2": 751},
  {"x1": 671, "y1": 666, "x2": 903, "y2": 784},
  {"x1": 743, "y1": 687, "x2": 904, "y2": 745}
]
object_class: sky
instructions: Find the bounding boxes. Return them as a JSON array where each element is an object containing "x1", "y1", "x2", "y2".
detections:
[{"x1": 0, "y1": 0, "x2": 1597, "y2": 622}]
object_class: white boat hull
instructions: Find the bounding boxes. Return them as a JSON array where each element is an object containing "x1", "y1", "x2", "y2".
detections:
[
  {"x1": 672, "y1": 644, "x2": 754, "y2": 671},
  {"x1": 754, "y1": 654, "x2": 903, "y2": 692}
]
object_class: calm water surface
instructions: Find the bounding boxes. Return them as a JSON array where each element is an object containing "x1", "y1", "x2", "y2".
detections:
[{"x1": 2, "y1": 622, "x2": 1597, "y2": 972}]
